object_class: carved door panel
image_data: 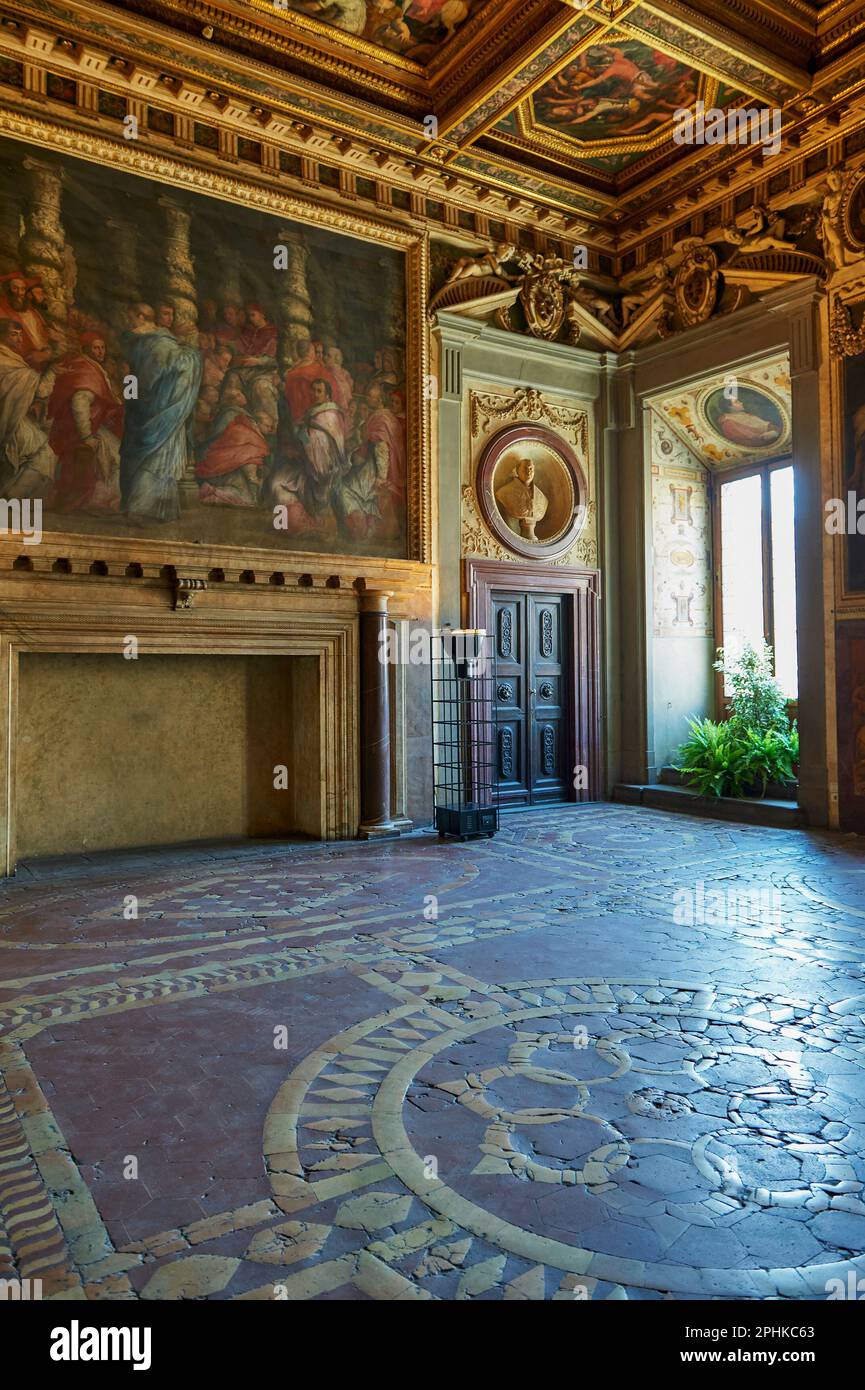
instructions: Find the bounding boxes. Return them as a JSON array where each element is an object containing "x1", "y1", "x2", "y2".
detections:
[
  {"x1": 527, "y1": 594, "x2": 570, "y2": 804},
  {"x1": 491, "y1": 594, "x2": 528, "y2": 804},
  {"x1": 491, "y1": 591, "x2": 571, "y2": 806}
]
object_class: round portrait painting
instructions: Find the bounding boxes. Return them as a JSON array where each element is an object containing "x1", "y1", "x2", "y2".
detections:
[
  {"x1": 476, "y1": 424, "x2": 587, "y2": 561},
  {"x1": 700, "y1": 384, "x2": 788, "y2": 456}
]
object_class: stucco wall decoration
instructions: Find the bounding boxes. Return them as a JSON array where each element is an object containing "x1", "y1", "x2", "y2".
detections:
[
  {"x1": 463, "y1": 387, "x2": 596, "y2": 568},
  {"x1": 0, "y1": 134, "x2": 414, "y2": 559},
  {"x1": 650, "y1": 415, "x2": 712, "y2": 639},
  {"x1": 475, "y1": 423, "x2": 587, "y2": 561},
  {"x1": 656, "y1": 355, "x2": 792, "y2": 467}
]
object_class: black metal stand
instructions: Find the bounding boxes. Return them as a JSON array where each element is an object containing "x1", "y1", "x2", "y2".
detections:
[{"x1": 431, "y1": 630, "x2": 498, "y2": 840}]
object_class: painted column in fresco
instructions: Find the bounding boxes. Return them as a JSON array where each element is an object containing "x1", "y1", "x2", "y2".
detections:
[
  {"x1": 20, "y1": 157, "x2": 67, "y2": 326},
  {"x1": 380, "y1": 252, "x2": 405, "y2": 349},
  {"x1": 158, "y1": 195, "x2": 198, "y2": 343},
  {"x1": 276, "y1": 227, "x2": 312, "y2": 370},
  {"x1": 104, "y1": 217, "x2": 142, "y2": 340},
  {"x1": 214, "y1": 242, "x2": 242, "y2": 311}
]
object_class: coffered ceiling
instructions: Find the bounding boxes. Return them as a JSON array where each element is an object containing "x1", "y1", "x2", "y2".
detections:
[{"x1": 2, "y1": 0, "x2": 865, "y2": 253}]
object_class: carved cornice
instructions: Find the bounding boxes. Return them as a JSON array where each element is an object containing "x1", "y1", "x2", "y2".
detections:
[
  {"x1": 3, "y1": 0, "x2": 865, "y2": 262},
  {"x1": 470, "y1": 387, "x2": 589, "y2": 455}
]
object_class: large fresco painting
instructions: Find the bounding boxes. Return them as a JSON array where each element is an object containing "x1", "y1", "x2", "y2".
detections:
[
  {"x1": 843, "y1": 348, "x2": 865, "y2": 592},
  {"x1": 534, "y1": 40, "x2": 698, "y2": 143},
  {"x1": 0, "y1": 136, "x2": 408, "y2": 557}
]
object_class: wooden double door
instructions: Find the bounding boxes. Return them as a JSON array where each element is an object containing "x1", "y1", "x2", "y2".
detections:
[{"x1": 492, "y1": 590, "x2": 572, "y2": 806}]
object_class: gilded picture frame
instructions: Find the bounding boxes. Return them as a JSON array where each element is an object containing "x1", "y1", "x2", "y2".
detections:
[
  {"x1": 828, "y1": 275, "x2": 865, "y2": 607},
  {"x1": 0, "y1": 108, "x2": 431, "y2": 573},
  {"x1": 476, "y1": 423, "x2": 588, "y2": 562}
]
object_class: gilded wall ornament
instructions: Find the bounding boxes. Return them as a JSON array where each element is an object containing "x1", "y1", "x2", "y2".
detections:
[
  {"x1": 673, "y1": 246, "x2": 720, "y2": 328},
  {"x1": 429, "y1": 243, "x2": 522, "y2": 318},
  {"x1": 470, "y1": 388, "x2": 588, "y2": 453},
  {"x1": 819, "y1": 170, "x2": 863, "y2": 273},
  {"x1": 829, "y1": 295, "x2": 865, "y2": 358},
  {"x1": 476, "y1": 424, "x2": 588, "y2": 562},
  {"x1": 521, "y1": 265, "x2": 566, "y2": 339}
]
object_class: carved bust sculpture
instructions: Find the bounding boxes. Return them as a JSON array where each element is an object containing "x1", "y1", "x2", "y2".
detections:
[{"x1": 494, "y1": 457, "x2": 549, "y2": 540}]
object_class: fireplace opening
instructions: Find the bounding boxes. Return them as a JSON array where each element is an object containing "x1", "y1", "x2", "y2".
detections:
[{"x1": 16, "y1": 652, "x2": 322, "y2": 859}]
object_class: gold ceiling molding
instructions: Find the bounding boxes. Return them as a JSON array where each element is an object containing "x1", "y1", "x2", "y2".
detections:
[
  {"x1": 0, "y1": 23, "x2": 608, "y2": 247},
  {"x1": 636, "y1": 0, "x2": 809, "y2": 89},
  {"x1": 433, "y1": 7, "x2": 590, "y2": 143},
  {"x1": 4, "y1": 0, "x2": 865, "y2": 257},
  {"x1": 71, "y1": 0, "x2": 429, "y2": 105}
]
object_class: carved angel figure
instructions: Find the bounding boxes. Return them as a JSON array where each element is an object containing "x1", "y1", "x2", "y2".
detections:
[
  {"x1": 445, "y1": 243, "x2": 519, "y2": 285},
  {"x1": 619, "y1": 261, "x2": 671, "y2": 326},
  {"x1": 819, "y1": 170, "x2": 851, "y2": 270},
  {"x1": 725, "y1": 204, "x2": 796, "y2": 254}
]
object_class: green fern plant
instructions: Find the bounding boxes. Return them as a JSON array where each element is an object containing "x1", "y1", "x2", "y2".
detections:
[
  {"x1": 675, "y1": 716, "x2": 799, "y2": 799},
  {"x1": 676, "y1": 718, "x2": 747, "y2": 798}
]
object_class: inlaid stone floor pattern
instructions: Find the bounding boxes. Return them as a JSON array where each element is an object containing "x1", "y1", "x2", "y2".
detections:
[{"x1": 2, "y1": 804, "x2": 865, "y2": 1300}]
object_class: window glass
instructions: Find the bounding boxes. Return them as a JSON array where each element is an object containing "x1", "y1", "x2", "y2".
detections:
[
  {"x1": 770, "y1": 466, "x2": 798, "y2": 700},
  {"x1": 720, "y1": 473, "x2": 764, "y2": 691}
]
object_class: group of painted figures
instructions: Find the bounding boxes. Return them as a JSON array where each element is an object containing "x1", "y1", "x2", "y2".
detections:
[{"x1": 0, "y1": 268, "x2": 406, "y2": 544}]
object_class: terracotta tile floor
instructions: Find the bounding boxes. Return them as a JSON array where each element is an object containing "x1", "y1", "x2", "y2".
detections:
[{"x1": 2, "y1": 804, "x2": 865, "y2": 1300}]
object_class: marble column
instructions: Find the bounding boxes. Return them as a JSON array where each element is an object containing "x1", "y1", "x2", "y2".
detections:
[
  {"x1": 214, "y1": 243, "x2": 242, "y2": 309},
  {"x1": 103, "y1": 217, "x2": 142, "y2": 341},
  {"x1": 277, "y1": 227, "x2": 313, "y2": 369},
  {"x1": 359, "y1": 590, "x2": 399, "y2": 838},
  {"x1": 20, "y1": 157, "x2": 67, "y2": 326}
]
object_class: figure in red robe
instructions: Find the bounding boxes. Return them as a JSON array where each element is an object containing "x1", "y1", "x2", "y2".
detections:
[
  {"x1": 0, "y1": 272, "x2": 52, "y2": 366},
  {"x1": 195, "y1": 381, "x2": 270, "y2": 507},
  {"x1": 363, "y1": 381, "x2": 405, "y2": 541},
  {"x1": 234, "y1": 304, "x2": 277, "y2": 363},
  {"x1": 283, "y1": 339, "x2": 337, "y2": 423},
  {"x1": 48, "y1": 332, "x2": 124, "y2": 512}
]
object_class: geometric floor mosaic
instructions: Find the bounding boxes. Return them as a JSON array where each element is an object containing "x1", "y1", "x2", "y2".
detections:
[{"x1": 2, "y1": 804, "x2": 865, "y2": 1299}]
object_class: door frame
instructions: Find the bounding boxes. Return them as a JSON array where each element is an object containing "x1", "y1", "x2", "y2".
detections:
[{"x1": 464, "y1": 559, "x2": 602, "y2": 802}]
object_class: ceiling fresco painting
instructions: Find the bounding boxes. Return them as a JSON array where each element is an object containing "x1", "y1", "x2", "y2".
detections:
[
  {"x1": 655, "y1": 358, "x2": 793, "y2": 469},
  {"x1": 532, "y1": 39, "x2": 699, "y2": 144},
  {"x1": 273, "y1": 0, "x2": 490, "y2": 62}
]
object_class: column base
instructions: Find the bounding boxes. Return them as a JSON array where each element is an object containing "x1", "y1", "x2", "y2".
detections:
[{"x1": 358, "y1": 817, "x2": 413, "y2": 841}]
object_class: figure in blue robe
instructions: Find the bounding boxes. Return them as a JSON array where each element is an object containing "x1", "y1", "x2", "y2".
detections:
[{"x1": 120, "y1": 313, "x2": 202, "y2": 522}]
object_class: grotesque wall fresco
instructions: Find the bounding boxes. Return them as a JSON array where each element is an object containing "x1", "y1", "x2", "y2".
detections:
[
  {"x1": 650, "y1": 414, "x2": 712, "y2": 639},
  {"x1": 533, "y1": 40, "x2": 698, "y2": 143},
  {"x1": 0, "y1": 137, "x2": 408, "y2": 557},
  {"x1": 656, "y1": 356, "x2": 791, "y2": 468},
  {"x1": 280, "y1": 0, "x2": 485, "y2": 61}
]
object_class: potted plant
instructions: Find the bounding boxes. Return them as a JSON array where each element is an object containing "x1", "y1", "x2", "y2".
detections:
[{"x1": 675, "y1": 641, "x2": 798, "y2": 799}]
